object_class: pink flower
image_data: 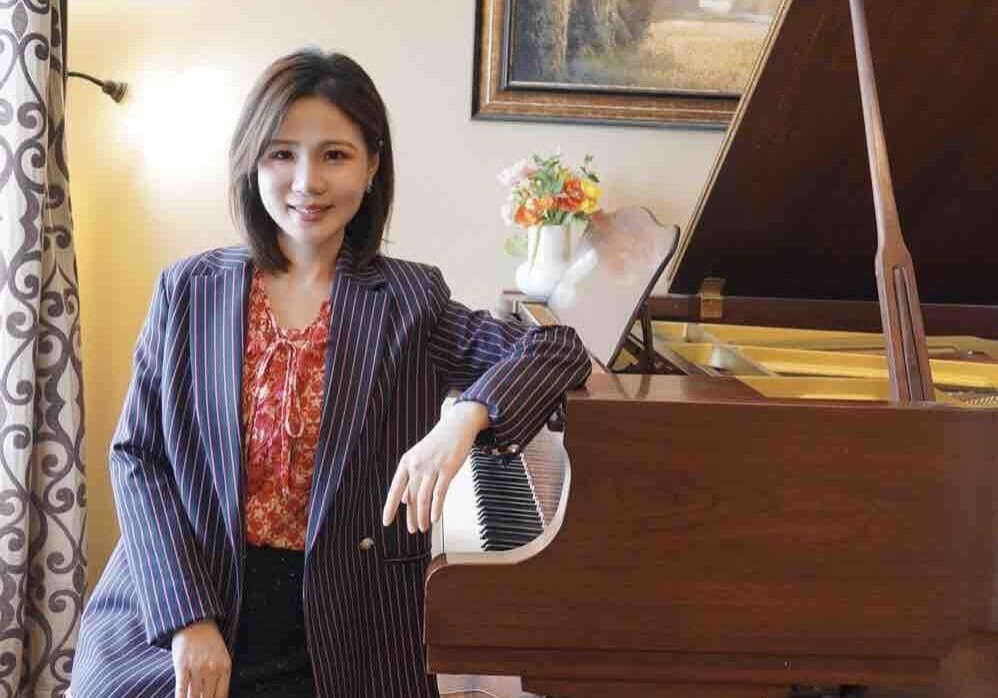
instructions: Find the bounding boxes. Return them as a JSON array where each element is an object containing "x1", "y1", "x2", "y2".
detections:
[{"x1": 497, "y1": 159, "x2": 535, "y2": 187}]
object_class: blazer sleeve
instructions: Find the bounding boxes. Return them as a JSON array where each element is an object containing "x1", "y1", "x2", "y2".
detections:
[
  {"x1": 109, "y1": 271, "x2": 224, "y2": 648},
  {"x1": 424, "y1": 266, "x2": 591, "y2": 454}
]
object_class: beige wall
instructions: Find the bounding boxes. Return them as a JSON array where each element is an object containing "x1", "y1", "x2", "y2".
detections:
[{"x1": 68, "y1": 0, "x2": 725, "y2": 588}]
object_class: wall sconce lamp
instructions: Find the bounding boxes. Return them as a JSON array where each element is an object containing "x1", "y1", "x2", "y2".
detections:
[{"x1": 67, "y1": 71, "x2": 127, "y2": 103}]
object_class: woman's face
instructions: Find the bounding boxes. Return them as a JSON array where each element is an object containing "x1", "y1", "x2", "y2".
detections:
[{"x1": 256, "y1": 96, "x2": 378, "y2": 252}]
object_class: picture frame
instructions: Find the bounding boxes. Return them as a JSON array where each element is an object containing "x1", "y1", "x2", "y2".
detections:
[{"x1": 472, "y1": 0, "x2": 779, "y2": 128}]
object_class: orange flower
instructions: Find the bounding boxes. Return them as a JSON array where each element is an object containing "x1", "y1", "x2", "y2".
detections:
[
  {"x1": 514, "y1": 205, "x2": 540, "y2": 226},
  {"x1": 554, "y1": 197, "x2": 579, "y2": 213},
  {"x1": 555, "y1": 177, "x2": 585, "y2": 212},
  {"x1": 538, "y1": 196, "x2": 556, "y2": 213},
  {"x1": 563, "y1": 177, "x2": 584, "y2": 199}
]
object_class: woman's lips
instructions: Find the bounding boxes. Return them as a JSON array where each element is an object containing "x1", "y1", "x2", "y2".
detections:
[{"x1": 289, "y1": 205, "x2": 330, "y2": 223}]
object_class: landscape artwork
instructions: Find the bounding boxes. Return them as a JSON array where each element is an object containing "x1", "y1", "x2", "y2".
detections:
[{"x1": 507, "y1": 0, "x2": 782, "y2": 96}]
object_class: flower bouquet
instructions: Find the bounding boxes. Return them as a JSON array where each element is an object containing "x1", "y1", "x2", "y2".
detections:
[{"x1": 497, "y1": 152, "x2": 601, "y2": 299}]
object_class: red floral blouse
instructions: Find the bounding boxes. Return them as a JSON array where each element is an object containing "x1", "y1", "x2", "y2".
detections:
[{"x1": 241, "y1": 269, "x2": 331, "y2": 550}]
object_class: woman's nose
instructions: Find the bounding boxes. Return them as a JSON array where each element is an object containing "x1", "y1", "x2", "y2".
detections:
[{"x1": 291, "y1": 157, "x2": 324, "y2": 195}]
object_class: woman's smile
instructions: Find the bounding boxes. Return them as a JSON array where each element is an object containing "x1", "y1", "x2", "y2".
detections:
[{"x1": 288, "y1": 204, "x2": 332, "y2": 223}]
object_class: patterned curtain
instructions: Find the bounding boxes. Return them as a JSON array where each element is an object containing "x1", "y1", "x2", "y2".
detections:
[{"x1": 0, "y1": 1, "x2": 85, "y2": 696}]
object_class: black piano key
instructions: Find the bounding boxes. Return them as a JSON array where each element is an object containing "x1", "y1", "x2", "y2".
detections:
[
  {"x1": 469, "y1": 446, "x2": 545, "y2": 552},
  {"x1": 477, "y1": 510, "x2": 540, "y2": 524},
  {"x1": 473, "y1": 483, "x2": 533, "y2": 495},
  {"x1": 474, "y1": 501, "x2": 539, "y2": 516},
  {"x1": 474, "y1": 494, "x2": 537, "y2": 508},
  {"x1": 477, "y1": 475, "x2": 529, "y2": 483},
  {"x1": 480, "y1": 519, "x2": 543, "y2": 533}
]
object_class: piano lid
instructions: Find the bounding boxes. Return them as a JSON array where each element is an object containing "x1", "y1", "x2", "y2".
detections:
[{"x1": 667, "y1": 0, "x2": 998, "y2": 305}]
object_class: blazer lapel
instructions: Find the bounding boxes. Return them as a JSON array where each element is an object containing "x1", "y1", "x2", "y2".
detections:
[
  {"x1": 306, "y1": 247, "x2": 388, "y2": 553},
  {"x1": 190, "y1": 253, "x2": 251, "y2": 558}
]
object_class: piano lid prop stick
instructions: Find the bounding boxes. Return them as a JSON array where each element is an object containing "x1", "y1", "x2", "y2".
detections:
[{"x1": 848, "y1": 0, "x2": 934, "y2": 402}]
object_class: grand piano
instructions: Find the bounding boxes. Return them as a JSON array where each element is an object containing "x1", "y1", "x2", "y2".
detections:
[{"x1": 426, "y1": 1, "x2": 998, "y2": 696}]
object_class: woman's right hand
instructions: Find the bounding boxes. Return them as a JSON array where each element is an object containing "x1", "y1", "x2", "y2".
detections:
[{"x1": 171, "y1": 619, "x2": 231, "y2": 698}]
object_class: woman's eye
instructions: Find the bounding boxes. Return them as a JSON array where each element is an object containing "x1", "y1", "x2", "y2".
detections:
[
  {"x1": 325, "y1": 150, "x2": 347, "y2": 161},
  {"x1": 268, "y1": 150, "x2": 292, "y2": 160}
]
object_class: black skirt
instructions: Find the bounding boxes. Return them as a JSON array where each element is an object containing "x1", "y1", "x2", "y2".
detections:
[{"x1": 231, "y1": 545, "x2": 315, "y2": 697}]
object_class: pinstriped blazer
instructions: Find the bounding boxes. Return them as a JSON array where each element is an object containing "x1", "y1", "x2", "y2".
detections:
[{"x1": 71, "y1": 244, "x2": 591, "y2": 698}]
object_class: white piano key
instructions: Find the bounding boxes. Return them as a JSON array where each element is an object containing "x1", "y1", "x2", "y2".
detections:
[{"x1": 432, "y1": 452, "x2": 484, "y2": 555}]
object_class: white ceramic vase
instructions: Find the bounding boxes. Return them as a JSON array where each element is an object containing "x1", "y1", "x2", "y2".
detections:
[{"x1": 515, "y1": 223, "x2": 572, "y2": 301}]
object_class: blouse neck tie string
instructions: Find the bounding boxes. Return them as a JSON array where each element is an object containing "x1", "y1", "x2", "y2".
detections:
[{"x1": 246, "y1": 333, "x2": 320, "y2": 496}]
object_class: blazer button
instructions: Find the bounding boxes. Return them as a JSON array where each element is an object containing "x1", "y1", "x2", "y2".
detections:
[{"x1": 358, "y1": 537, "x2": 375, "y2": 552}]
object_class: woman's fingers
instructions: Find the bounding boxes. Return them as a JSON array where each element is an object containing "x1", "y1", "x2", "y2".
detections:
[
  {"x1": 385, "y1": 441, "x2": 464, "y2": 533},
  {"x1": 192, "y1": 663, "x2": 230, "y2": 698},
  {"x1": 174, "y1": 668, "x2": 188, "y2": 698},
  {"x1": 192, "y1": 674, "x2": 208, "y2": 698},
  {"x1": 405, "y1": 490, "x2": 418, "y2": 533},
  {"x1": 431, "y1": 471, "x2": 453, "y2": 525},
  {"x1": 215, "y1": 663, "x2": 230, "y2": 698},
  {"x1": 184, "y1": 670, "x2": 210, "y2": 698},
  {"x1": 181, "y1": 672, "x2": 194, "y2": 698},
  {"x1": 382, "y1": 465, "x2": 410, "y2": 526},
  {"x1": 416, "y1": 472, "x2": 437, "y2": 533}
]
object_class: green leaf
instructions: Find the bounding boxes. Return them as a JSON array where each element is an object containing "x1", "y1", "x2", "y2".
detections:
[{"x1": 504, "y1": 235, "x2": 528, "y2": 258}]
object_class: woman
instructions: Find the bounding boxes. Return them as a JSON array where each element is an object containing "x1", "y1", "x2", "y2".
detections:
[{"x1": 71, "y1": 50, "x2": 590, "y2": 698}]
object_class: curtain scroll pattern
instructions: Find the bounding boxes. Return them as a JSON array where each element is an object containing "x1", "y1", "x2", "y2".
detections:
[{"x1": 0, "y1": 1, "x2": 85, "y2": 697}]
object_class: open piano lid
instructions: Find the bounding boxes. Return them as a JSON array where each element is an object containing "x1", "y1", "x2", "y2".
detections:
[{"x1": 667, "y1": 0, "x2": 998, "y2": 306}]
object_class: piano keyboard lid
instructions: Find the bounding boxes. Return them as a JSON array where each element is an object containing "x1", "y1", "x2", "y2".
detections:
[{"x1": 666, "y1": 0, "x2": 998, "y2": 307}]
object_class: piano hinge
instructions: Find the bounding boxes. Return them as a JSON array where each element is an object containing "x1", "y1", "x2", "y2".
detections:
[{"x1": 698, "y1": 277, "x2": 726, "y2": 320}]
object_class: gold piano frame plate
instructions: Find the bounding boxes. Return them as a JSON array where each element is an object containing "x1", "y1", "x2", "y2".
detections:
[{"x1": 645, "y1": 321, "x2": 998, "y2": 405}]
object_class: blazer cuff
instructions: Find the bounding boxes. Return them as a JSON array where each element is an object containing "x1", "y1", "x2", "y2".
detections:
[
  {"x1": 454, "y1": 394, "x2": 528, "y2": 458},
  {"x1": 146, "y1": 611, "x2": 221, "y2": 649},
  {"x1": 143, "y1": 588, "x2": 224, "y2": 648}
]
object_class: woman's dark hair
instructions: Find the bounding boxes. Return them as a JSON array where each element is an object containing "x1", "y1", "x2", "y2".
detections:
[{"x1": 229, "y1": 49, "x2": 394, "y2": 270}]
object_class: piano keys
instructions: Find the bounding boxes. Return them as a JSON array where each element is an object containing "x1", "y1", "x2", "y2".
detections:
[{"x1": 433, "y1": 426, "x2": 566, "y2": 556}]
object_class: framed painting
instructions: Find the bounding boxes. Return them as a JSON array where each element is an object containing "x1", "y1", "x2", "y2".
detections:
[{"x1": 472, "y1": 0, "x2": 783, "y2": 128}]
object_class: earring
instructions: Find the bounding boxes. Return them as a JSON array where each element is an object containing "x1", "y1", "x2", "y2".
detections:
[{"x1": 365, "y1": 180, "x2": 374, "y2": 193}]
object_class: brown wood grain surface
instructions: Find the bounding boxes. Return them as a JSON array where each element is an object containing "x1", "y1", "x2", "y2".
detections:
[
  {"x1": 670, "y1": 1, "x2": 998, "y2": 306},
  {"x1": 426, "y1": 375, "x2": 997, "y2": 693}
]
